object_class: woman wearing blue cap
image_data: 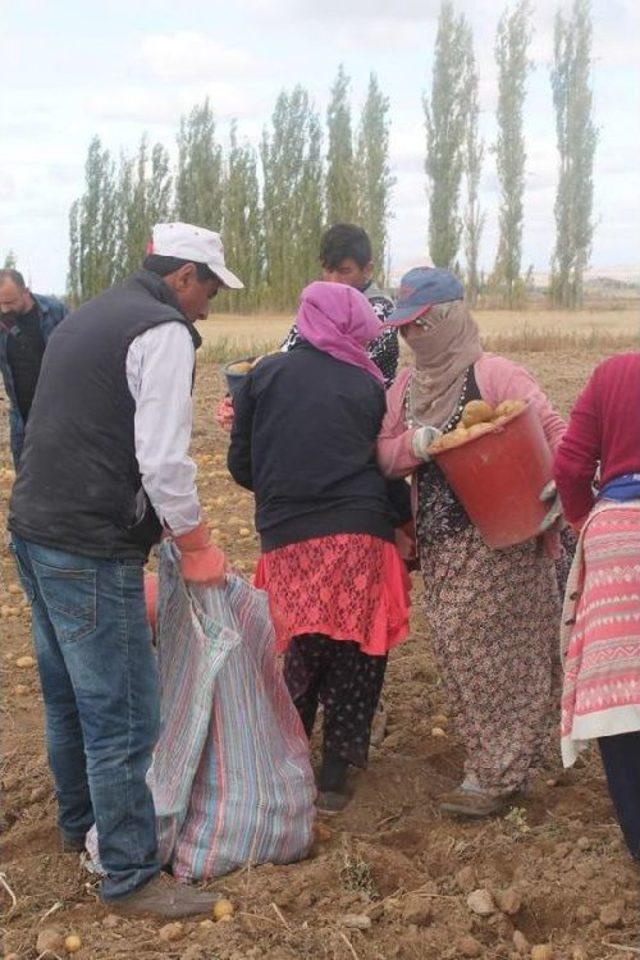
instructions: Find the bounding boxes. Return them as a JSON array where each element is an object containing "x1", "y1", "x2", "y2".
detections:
[{"x1": 377, "y1": 267, "x2": 566, "y2": 817}]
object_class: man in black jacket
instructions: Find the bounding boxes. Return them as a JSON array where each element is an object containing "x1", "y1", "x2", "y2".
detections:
[{"x1": 9, "y1": 222, "x2": 243, "y2": 917}]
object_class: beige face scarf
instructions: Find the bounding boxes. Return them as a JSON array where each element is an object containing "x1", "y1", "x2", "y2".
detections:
[{"x1": 405, "y1": 300, "x2": 484, "y2": 430}]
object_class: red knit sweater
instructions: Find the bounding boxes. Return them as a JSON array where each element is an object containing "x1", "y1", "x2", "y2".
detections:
[{"x1": 554, "y1": 353, "x2": 640, "y2": 522}]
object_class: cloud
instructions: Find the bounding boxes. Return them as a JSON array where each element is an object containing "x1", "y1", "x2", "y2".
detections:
[
  {"x1": 84, "y1": 83, "x2": 262, "y2": 124},
  {"x1": 139, "y1": 31, "x2": 256, "y2": 82},
  {"x1": 245, "y1": 0, "x2": 439, "y2": 19}
]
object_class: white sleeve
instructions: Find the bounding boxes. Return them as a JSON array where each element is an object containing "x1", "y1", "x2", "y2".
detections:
[{"x1": 126, "y1": 323, "x2": 201, "y2": 536}]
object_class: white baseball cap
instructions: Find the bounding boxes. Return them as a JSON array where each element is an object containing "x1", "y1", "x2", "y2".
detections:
[{"x1": 150, "y1": 222, "x2": 244, "y2": 290}]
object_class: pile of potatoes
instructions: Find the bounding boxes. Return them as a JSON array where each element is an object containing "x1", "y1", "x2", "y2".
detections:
[{"x1": 429, "y1": 399, "x2": 526, "y2": 454}]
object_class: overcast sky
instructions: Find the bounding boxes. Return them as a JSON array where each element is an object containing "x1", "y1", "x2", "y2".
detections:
[{"x1": 1, "y1": 0, "x2": 639, "y2": 293}]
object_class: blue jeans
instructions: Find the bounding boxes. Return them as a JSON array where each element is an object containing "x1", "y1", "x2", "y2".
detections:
[{"x1": 10, "y1": 536, "x2": 161, "y2": 900}]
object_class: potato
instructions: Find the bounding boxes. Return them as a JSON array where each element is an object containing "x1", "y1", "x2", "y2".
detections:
[
  {"x1": 213, "y1": 899, "x2": 234, "y2": 921},
  {"x1": 466, "y1": 422, "x2": 495, "y2": 440},
  {"x1": 461, "y1": 400, "x2": 495, "y2": 428},
  {"x1": 227, "y1": 361, "x2": 252, "y2": 375},
  {"x1": 65, "y1": 934, "x2": 82, "y2": 953},
  {"x1": 494, "y1": 399, "x2": 526, "y2": 419}
]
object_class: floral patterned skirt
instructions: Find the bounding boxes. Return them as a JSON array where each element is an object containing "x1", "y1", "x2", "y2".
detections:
[
  {"x1": 254, "y1": 533, "x2": 411, "y2": 655},
  {"x1": 420, "y1": 525, "x2": 562, "y2": 796}
]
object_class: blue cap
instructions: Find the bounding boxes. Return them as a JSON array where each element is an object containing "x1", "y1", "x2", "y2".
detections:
[{"x1": 387, "y1": 267, "x2": 464, "y2": 326}]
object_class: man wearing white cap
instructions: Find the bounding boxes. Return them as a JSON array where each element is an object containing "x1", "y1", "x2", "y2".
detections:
[{"x1": 8, "y1": 223, "x2": 243, "y2": 917}]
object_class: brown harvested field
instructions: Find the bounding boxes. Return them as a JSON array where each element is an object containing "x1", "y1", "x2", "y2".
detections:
[
  {"x1": 1, "y1": 323, "x2": 639, "y2": 959},
  {"x1": 198, "y1": 307, "x2": 639, "y2": 356}
]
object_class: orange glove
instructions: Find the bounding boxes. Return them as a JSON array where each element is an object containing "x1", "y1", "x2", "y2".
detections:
[
  {"x1": 143, "y1": 571, "x2": 158, "y2": 636},
  {"x1": 215, "y1": 395, "x2": 234, "y2": 433},
  {"x1": 174, "y1": 522, "x2": 227, "y2": 586}
]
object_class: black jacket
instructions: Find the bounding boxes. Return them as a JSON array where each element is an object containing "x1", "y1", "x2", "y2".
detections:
[
  {"x1": 9, "y1": 270, "x2": 200, "y2": 560},
  {"x1": 228, "y1": 342, "x2": 397, "y2": 551}
]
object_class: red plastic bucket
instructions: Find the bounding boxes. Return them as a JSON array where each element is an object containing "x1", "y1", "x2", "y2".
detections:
[{"x1": 432, "y1": 401, "x2": 553, "y2": 549}]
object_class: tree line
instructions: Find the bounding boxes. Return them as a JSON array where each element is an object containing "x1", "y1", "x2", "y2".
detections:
[
  {"x1": 66, "y1": 0, "x2": 596, "y2": 312},
  {"x1": 67, "y1": 71, "x2": 392, "y2": 313}
]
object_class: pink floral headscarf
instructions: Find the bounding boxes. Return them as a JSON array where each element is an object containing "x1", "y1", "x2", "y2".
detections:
[{"x1": 295, "y1": 281, "x2": 385, "y2": 386}]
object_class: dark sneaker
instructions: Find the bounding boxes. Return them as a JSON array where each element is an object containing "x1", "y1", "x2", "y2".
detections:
[
  {"x1": 439, "y1": 787, "x2": 507, "y2": 819},
  {"x1": 316, "y1": 790, "x2": 350, "y2": 815},
  {"x1": 109, "y1": 873, "x2": 221, "y2": 919},
  {"x1": 60, "y1": 833, "x2": 87, "y2": 853}
]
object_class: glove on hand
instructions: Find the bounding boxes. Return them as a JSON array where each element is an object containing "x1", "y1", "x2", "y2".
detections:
[
  {"x1": 174, "y1": 521, "x2": 227, "y2": 586},
  {"x1": 410, "y1": 425, "x2": 442, "y2": 461},
  {"x1": 539, "y1": 480, "x2": 563, "y2": 533}
]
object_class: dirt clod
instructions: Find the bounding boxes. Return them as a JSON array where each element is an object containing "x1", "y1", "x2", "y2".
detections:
[
  {"x1": 457, "y1": 934, "x2": 482, "y2": 957},
  {"x1": 341, "y1": 913, "x2": 372, "y2": 931},
  {"x1": 180, "y1": 947, "x2": 205, "y2": 960},
  {"x1": 402, "y1": 896, "x2": 433, "y2": 927},
  {"x1": 599, "y1": 900, "x2": 624, "y2": 927},
  {"x1": 36, "y1": 927, "x2": 64, "y2": 954},
  {"x1": 513, "y1": 929, "x2": 529, "y2": 955},
  {"x1": 496, "y1": 886, "x2": 522, "y2": 916},
  {"x1": 455, "y1": 866, "x2": 477, "y2": 894},
  {"x1": 158, "y1": 921, "x2": 185, "y2": 943},
  {"x1": 466, "y1": 889, "x2": 495, "y2": 916}
]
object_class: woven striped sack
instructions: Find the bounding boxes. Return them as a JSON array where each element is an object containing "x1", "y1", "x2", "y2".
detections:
[
  {"x1": 151, "y1": 543, "x2": 316, "y2": 879},
  {"x1": 86, "y1": 543, "x2": 315, "y2": 880}
]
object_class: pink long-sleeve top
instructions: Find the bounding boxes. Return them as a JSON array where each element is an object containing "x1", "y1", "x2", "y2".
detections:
[
  {"x1": 377, "y1": 354, "x2": 566, "y2": 491},
  {"x1": 554, "y1": 353, "x2": 640, "y2": 523}
]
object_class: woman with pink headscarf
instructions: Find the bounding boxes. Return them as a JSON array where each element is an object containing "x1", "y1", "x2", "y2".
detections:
[{"x1": 228, "y1": 281, "x2": 410, "y2": 813}]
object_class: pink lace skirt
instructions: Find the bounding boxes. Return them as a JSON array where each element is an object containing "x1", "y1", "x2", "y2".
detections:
[{"x1": 254, "y1": 533, "x2": 410, "y2": 656}]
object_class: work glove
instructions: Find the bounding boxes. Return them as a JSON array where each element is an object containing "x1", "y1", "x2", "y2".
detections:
[
  {"x1": 174, "y1": 522, "x2": 227, "y2": 586},
  {"x1": 410, "y1": 425, "x2": 442, "y2": 461},
  {"x1": 143, "y1": 571, "x2": 158, "y2": 637},
  {"x1": 215, "y1": 395, "x2": 234, "y2": 433},
  {"x1": 539, "y1": 480, "x2": 563, "y2": 533}
]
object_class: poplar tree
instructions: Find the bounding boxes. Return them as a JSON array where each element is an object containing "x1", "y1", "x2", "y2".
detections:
[
  {"x1": 356, "y1": 73, "x2": 395, "y2": 280},
  {"x1": 67, "y1": 137, "x2": 118, "y2": 301},
  {"x1": 220, "y1": 121, "x2": 263, "y2": 312},
  {"x1": 462, "y1": 26, "x2": 484, "y2": 307},
  {"x1": 424, "y1": 1, "x2": 470, "y2": 269},
  {"x1": 326, "y1": 65, "x2": 356, "y2": 225},
  {"x1": 67, "y1": 201, "x2": 81, "y2": 304},
  {"x1": 147, "y1": 142, "x2": 172, "y2": 225},
  {"x1": 261, "y1": 86, "x2": 324, "y2": 309},
  {"x1": 175, "y1": 99, "x2": 223, "y2": 230},
  {"x1": 492, "y1": 0, "x2": 532, "y2": 308},
  {"x1": 113, "y1": 137, "x2": 173, "y2": 283},
  {"x1": 550, "y1": 0, "x2": 597, "y2": 308}
]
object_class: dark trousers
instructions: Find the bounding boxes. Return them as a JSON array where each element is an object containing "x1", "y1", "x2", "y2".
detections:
[
  {"x1": 599, "y1": 731, "x2": 640, "y2": 861},
  {"x1": 284, "y1": 634, "x2": 387, "y2": 769},
  {"x1": 11, "y1": 536, "x2": 161, "y2": 901}
]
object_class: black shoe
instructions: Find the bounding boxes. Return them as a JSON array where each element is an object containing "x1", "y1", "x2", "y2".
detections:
[
  {"x1": 317, "y1": 754, "x2": 350, "y2": 814},
  {"x1": 61, "y1": 832, "x2": 86, "y2": 853},
  {"x1": 316, "y1": 790, "x2": 350, "y2": 815},
  {"x1": 318, "y1": 754, "x2": 349, "y2": 793}
]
